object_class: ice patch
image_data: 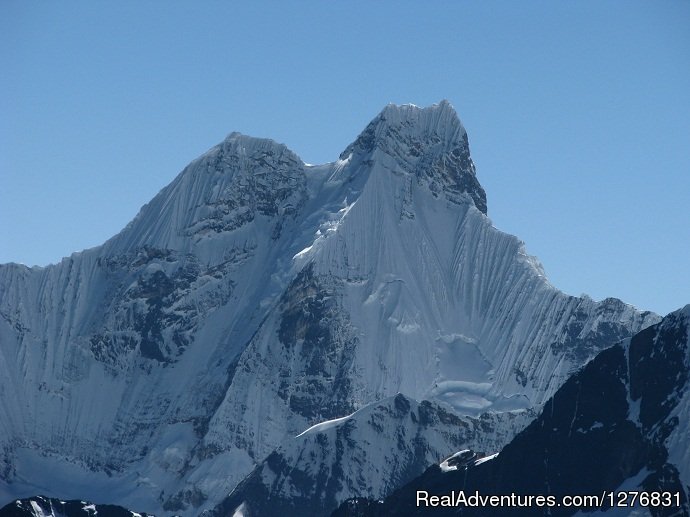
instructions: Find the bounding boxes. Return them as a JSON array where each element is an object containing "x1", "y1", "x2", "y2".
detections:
[
  {"x1": 433, "y1": 380, "x2": 492, "y2": 396},
  {"x1": 431, "y1": 380, "x2": 495, "y2": 414},
  {"x1": 439, "y1": 449, "x2": 473, "y2": 472},
  {"x1": 295, "y1": 412, "x2": 355, "y2": 438},
  {"x1": 473, "y1": 452, "x2": 499, "y2": 466},
  {"x1": 293, "y1": 245, "x2": 313, "y2": 259},
  {"x1": 437, "y1": 333, "x2": 477, "y2": 345},
  {"x1": 29, "y1": 501, "x2": 45, "y2": 517},
  {"x1": 232, "y1": 502, "x2": 248, "y2": 517}
]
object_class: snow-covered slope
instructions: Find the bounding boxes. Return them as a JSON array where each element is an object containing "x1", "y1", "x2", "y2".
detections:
[
  {"x1": 342, "y1": 305, "x2": 690, "y2": 516},
  {"x1": 0, "y1": 101, "x2": 659, "y2": 515}
]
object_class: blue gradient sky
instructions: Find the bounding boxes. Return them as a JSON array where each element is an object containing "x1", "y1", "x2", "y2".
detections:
[{"x1": 2, "y1": 1, "x2": 689, "y2": 315}]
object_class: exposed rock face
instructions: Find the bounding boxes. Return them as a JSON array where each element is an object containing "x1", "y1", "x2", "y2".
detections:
[
  {"x1": 207, "y1": 395, "x2": 533, "y2": 517},
  {"x1": 0, "y1": 102, "x2": 659, "y2": 515}
]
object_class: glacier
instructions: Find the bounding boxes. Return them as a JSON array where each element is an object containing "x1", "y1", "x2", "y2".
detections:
[{"x1": 0, "y1": 101, "x2": 659, "y2": 515}]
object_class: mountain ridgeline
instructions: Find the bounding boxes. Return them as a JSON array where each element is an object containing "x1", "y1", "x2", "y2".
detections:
[{"x1": 0, "y1": 102, "x2": 666, "y2": 516}]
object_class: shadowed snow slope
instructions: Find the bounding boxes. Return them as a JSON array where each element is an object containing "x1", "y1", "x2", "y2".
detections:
[{"x1": 0, "y1": 102, "x2": 659, "y2": 515}]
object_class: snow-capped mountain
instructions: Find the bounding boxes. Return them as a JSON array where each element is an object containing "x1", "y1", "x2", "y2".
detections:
[
  {"x1": 0, "y1": 101, "x2": 659, "y2": 515},
  {"x1": 339, "y1": 306, "x2": 690, "y2": 516}
]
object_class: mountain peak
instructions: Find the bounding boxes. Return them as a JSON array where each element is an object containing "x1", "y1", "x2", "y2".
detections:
[
  {"x1": 106, "y1": 129, "x2": 306, "y2": 256},
  {"x1": 341, "y1": 101, "x2": 487, "y2": 214},
  {"x1": 217, "y1": 131, "x2": 300, "y2": 162},
  {"x1": 343, "y1": 101, "x2": 466, "y2": 156},
  {"x1": 378, "y1": 99, "x2": 463, "y2": 135}
]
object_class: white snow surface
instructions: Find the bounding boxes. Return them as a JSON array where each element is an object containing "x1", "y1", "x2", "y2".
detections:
[
  {"x1": 0, "y1": 101, "x2": 659, "y2": 515},
  {"x1": 439, "y1": 450, "x2": 472, "y2": 472},
  {"x1": 472, "y1": 452, "x2": 499, "y2": 466},
  {"x1": 295, "y1": 413, "x2": 356, "y2": 438}
]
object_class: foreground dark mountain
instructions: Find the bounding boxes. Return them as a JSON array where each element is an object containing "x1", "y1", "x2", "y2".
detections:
[
  {"x1": 0, "y1": 496, "x2": 154, "y2": 517},
  {"x1": 337, "y1": 306, "x2": 690, "y2": 517},
  {"x1": 0, "y1": 102, "x2": 658, "y2": 514}
]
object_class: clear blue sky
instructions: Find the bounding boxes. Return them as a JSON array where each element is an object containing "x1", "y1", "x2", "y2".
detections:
[{"x1": 1, "y1": 1, "x2": 689, "y2": 316}]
